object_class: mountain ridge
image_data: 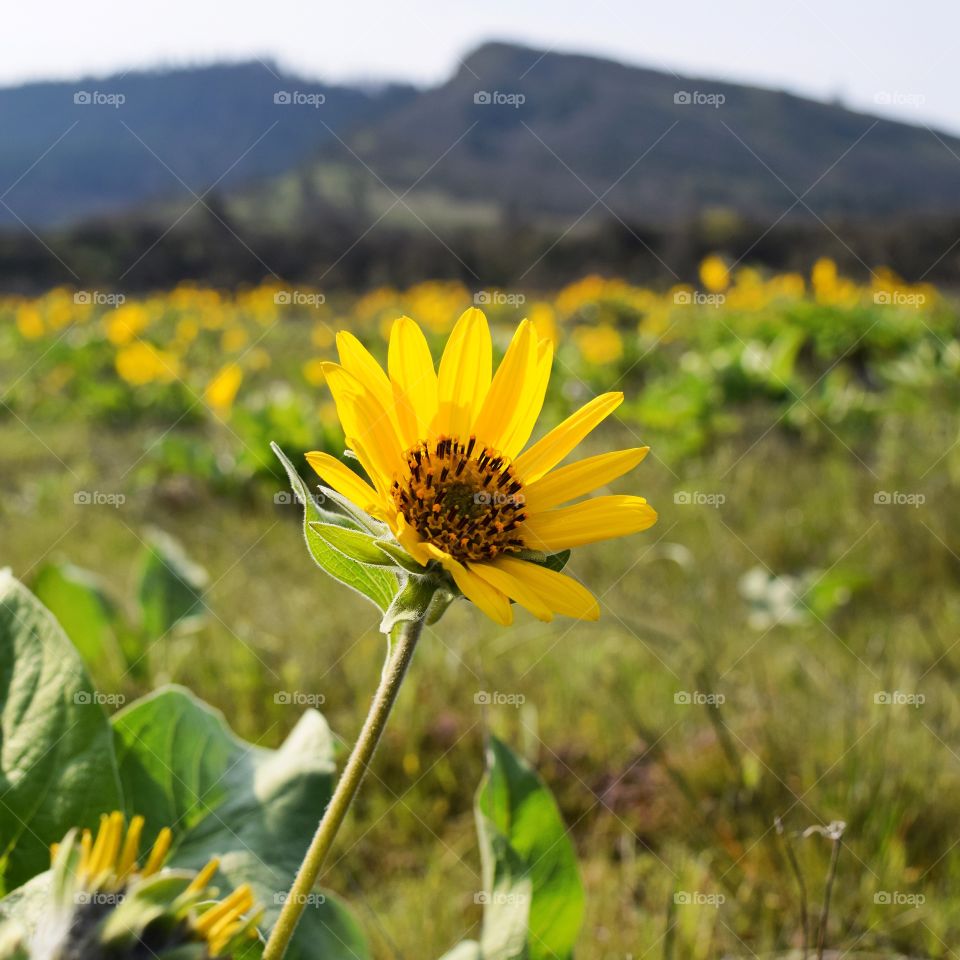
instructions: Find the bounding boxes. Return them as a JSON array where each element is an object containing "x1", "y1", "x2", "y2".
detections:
[
  {"x1": 0, "y1": 61, "x2": 416, "y2": 227},
  {"x1": 3, "y1": 43, "x2": 960, "y2": 231}
]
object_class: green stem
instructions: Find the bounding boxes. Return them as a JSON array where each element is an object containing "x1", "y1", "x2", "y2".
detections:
[{"x1": 262, "y1": 613, "x2": 425, "y2": 960}]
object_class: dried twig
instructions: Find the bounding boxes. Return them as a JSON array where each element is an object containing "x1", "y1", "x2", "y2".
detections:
[
  {"x1": 803, "y1": 820, "x2": 846, "y2": 960},
  {"x1": 776, "y1": 816, "x2": 809, "y2": 960}
]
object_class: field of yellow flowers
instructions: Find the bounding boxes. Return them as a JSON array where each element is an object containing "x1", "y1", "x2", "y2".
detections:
[
  {"x1": 2, "y1": 257, "x2": 950, "y2": 482},
  {"x1": 2, "y1": 259, "x2": 960, "y2": 958}
]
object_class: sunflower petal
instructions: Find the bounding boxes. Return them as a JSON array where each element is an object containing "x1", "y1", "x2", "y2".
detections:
[
  {"x1": 305, "y1": 451, "x2": 381, "y2": 513},
  {"x1": 336, "y1": 331, "x2": 392, "y2": 410},
  {"x1": 388, "y1": 316, "x2": 437, "y2": 444},
  {"x1": 521, "y1": 495, "x2": 657, "y2": 551},
  {"x1": 523, "y1": 447, "x2": 650, "y2": 511},
  {"x1": 499, "y1": 335, "x2": 554, "y2": 457},
  {"x1": 513, "y1": 392, "x2": 623, "y2": 484},
  {"x1": 472, "y1": 320, "x2": 537, "y2": 453},
  {"x1": 494, "y1": 556, "x2": 600, "y2": 620},
  {"x1": 423, "y1": 544, "x2": 512, "y2": 625},
  {"x1": 322, "y1": 362, "x2": 402, "y2": 486},
  {"x1": 338, "y1": 330, "x2": 409, "y2": 445},
  {"x1": 434, "y1": 307, "x2": 492, "y2": 438},
  {"x1": 344, "y1": 434, "x2": 394, "y2": 500},
  {"x1": 469, "y1": 561, "x2": 554, "y2": 622}
]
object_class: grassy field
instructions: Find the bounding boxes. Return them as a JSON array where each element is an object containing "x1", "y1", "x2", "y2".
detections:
[{"x1": 2, "y1": 266, "x2": 959, "y2": 958}]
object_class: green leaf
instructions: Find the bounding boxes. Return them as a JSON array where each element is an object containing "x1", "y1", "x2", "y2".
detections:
[
  {"x1": 309, "y1": 523, "x2": 400, "y2": 568},
  {"x1": 0, "y1": 570, "x2": 123, "y2": 894},
  {"x1": 237, "y1": 939, "x2": 266, "y2": 960},
  {"x1": 111, "y1": 687, "x2": 249, "y2": 836},
  {"x1": 137, "y1": 528, "x2": 209, "y2": 638},
  {"x1": 112, "y1": 686, "x2": 369, "y2": 960},
  {"x1": 234, "y1": 936, "x2": 266, "y2": 960},
  {"x1": 476, "y1": 737, "x2": 585, "y2": 960},
  {"x1": 768, "y1": 326, "x2": 807, "y2": 386},
  {"x1": 31, "y1": 562, "x2": 121, "y2": 666},
  {"x1": 273, "y1": 443, "x2": 398, "y2": 612}
]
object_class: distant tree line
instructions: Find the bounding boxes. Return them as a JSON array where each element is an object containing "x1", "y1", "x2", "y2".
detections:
[{"x1": 2, "y1": 208, "x2": 959, "y2": 295}]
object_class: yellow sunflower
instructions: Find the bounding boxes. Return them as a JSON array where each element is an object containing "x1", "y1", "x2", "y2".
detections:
[
  {"x1": 305, "y1": 308, "x2": 656, "y2": 625},
  {"x1": 35, "y1": 811, "x2": 261, "y2": 959}
]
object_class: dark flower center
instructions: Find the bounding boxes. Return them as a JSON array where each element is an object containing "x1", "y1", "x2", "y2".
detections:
[{"x1": 391, "y1": 436, "x2": 527, "y2": 562}]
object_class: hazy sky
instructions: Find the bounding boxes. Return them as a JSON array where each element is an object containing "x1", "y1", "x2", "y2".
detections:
[{"x1": 7, "y1": 0, "x2": 959, "y2": 133}]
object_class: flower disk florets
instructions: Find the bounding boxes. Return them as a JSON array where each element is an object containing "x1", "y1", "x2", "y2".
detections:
[{"x1": 391, "y1": 436, "x2": 526, "y2": 562}]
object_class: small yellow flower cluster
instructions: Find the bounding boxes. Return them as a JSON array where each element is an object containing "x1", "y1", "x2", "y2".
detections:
[
  {"x1": 114, "y1": 342, "x2": 181, "y2": 386},
  {"x1": 0, "y1": 259, "x2": 940, "y2": 434}
]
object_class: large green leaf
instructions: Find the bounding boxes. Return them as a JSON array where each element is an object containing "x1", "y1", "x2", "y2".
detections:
[
  {"x1": 476, "y1": 737, "x2": 584, "y2": 960},
  {"x1": 137, "y1": 528, "x2": 209, "y2": 638},
  {"x1": 272, "y1": 443, "x2": 398, "y2": 612},
  {"x1": 0, "y1": 570, "x2": 122, "y2": 894},
  {"x1": 112, "y1": 686, "x2": 369, "y2": 960},
  {"x1": 31, "y1": 562, "x2": 121, "y2": 667}
]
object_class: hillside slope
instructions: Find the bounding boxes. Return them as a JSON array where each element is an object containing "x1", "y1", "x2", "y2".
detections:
[{"x1": 0, "y1": 62, "x2": 415, "y2": 227}]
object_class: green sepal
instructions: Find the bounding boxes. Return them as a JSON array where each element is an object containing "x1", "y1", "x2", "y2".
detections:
[
  {"x1": 380, "y1": 576, "x2": 443, "y2": 635},
  {"x1": 373, "y1": 539, "x2": 430, "y2": 575},
  {"x1": 515, "y1": 549, "x2": 571, "y2": 573},
  {"x1": 272, "y1": 444, "x2": 399, "y2": 611},
  {"x1": 316, "y1": 484, "x2": 390, "y2": 536},
  {"x1": 309, "y1": 523, "x2": 401, "y2": 568}
]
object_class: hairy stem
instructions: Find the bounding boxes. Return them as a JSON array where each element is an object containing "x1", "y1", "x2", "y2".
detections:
[{"x1": 262, "y1": 613, "x2": 426, "y2": 960}]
